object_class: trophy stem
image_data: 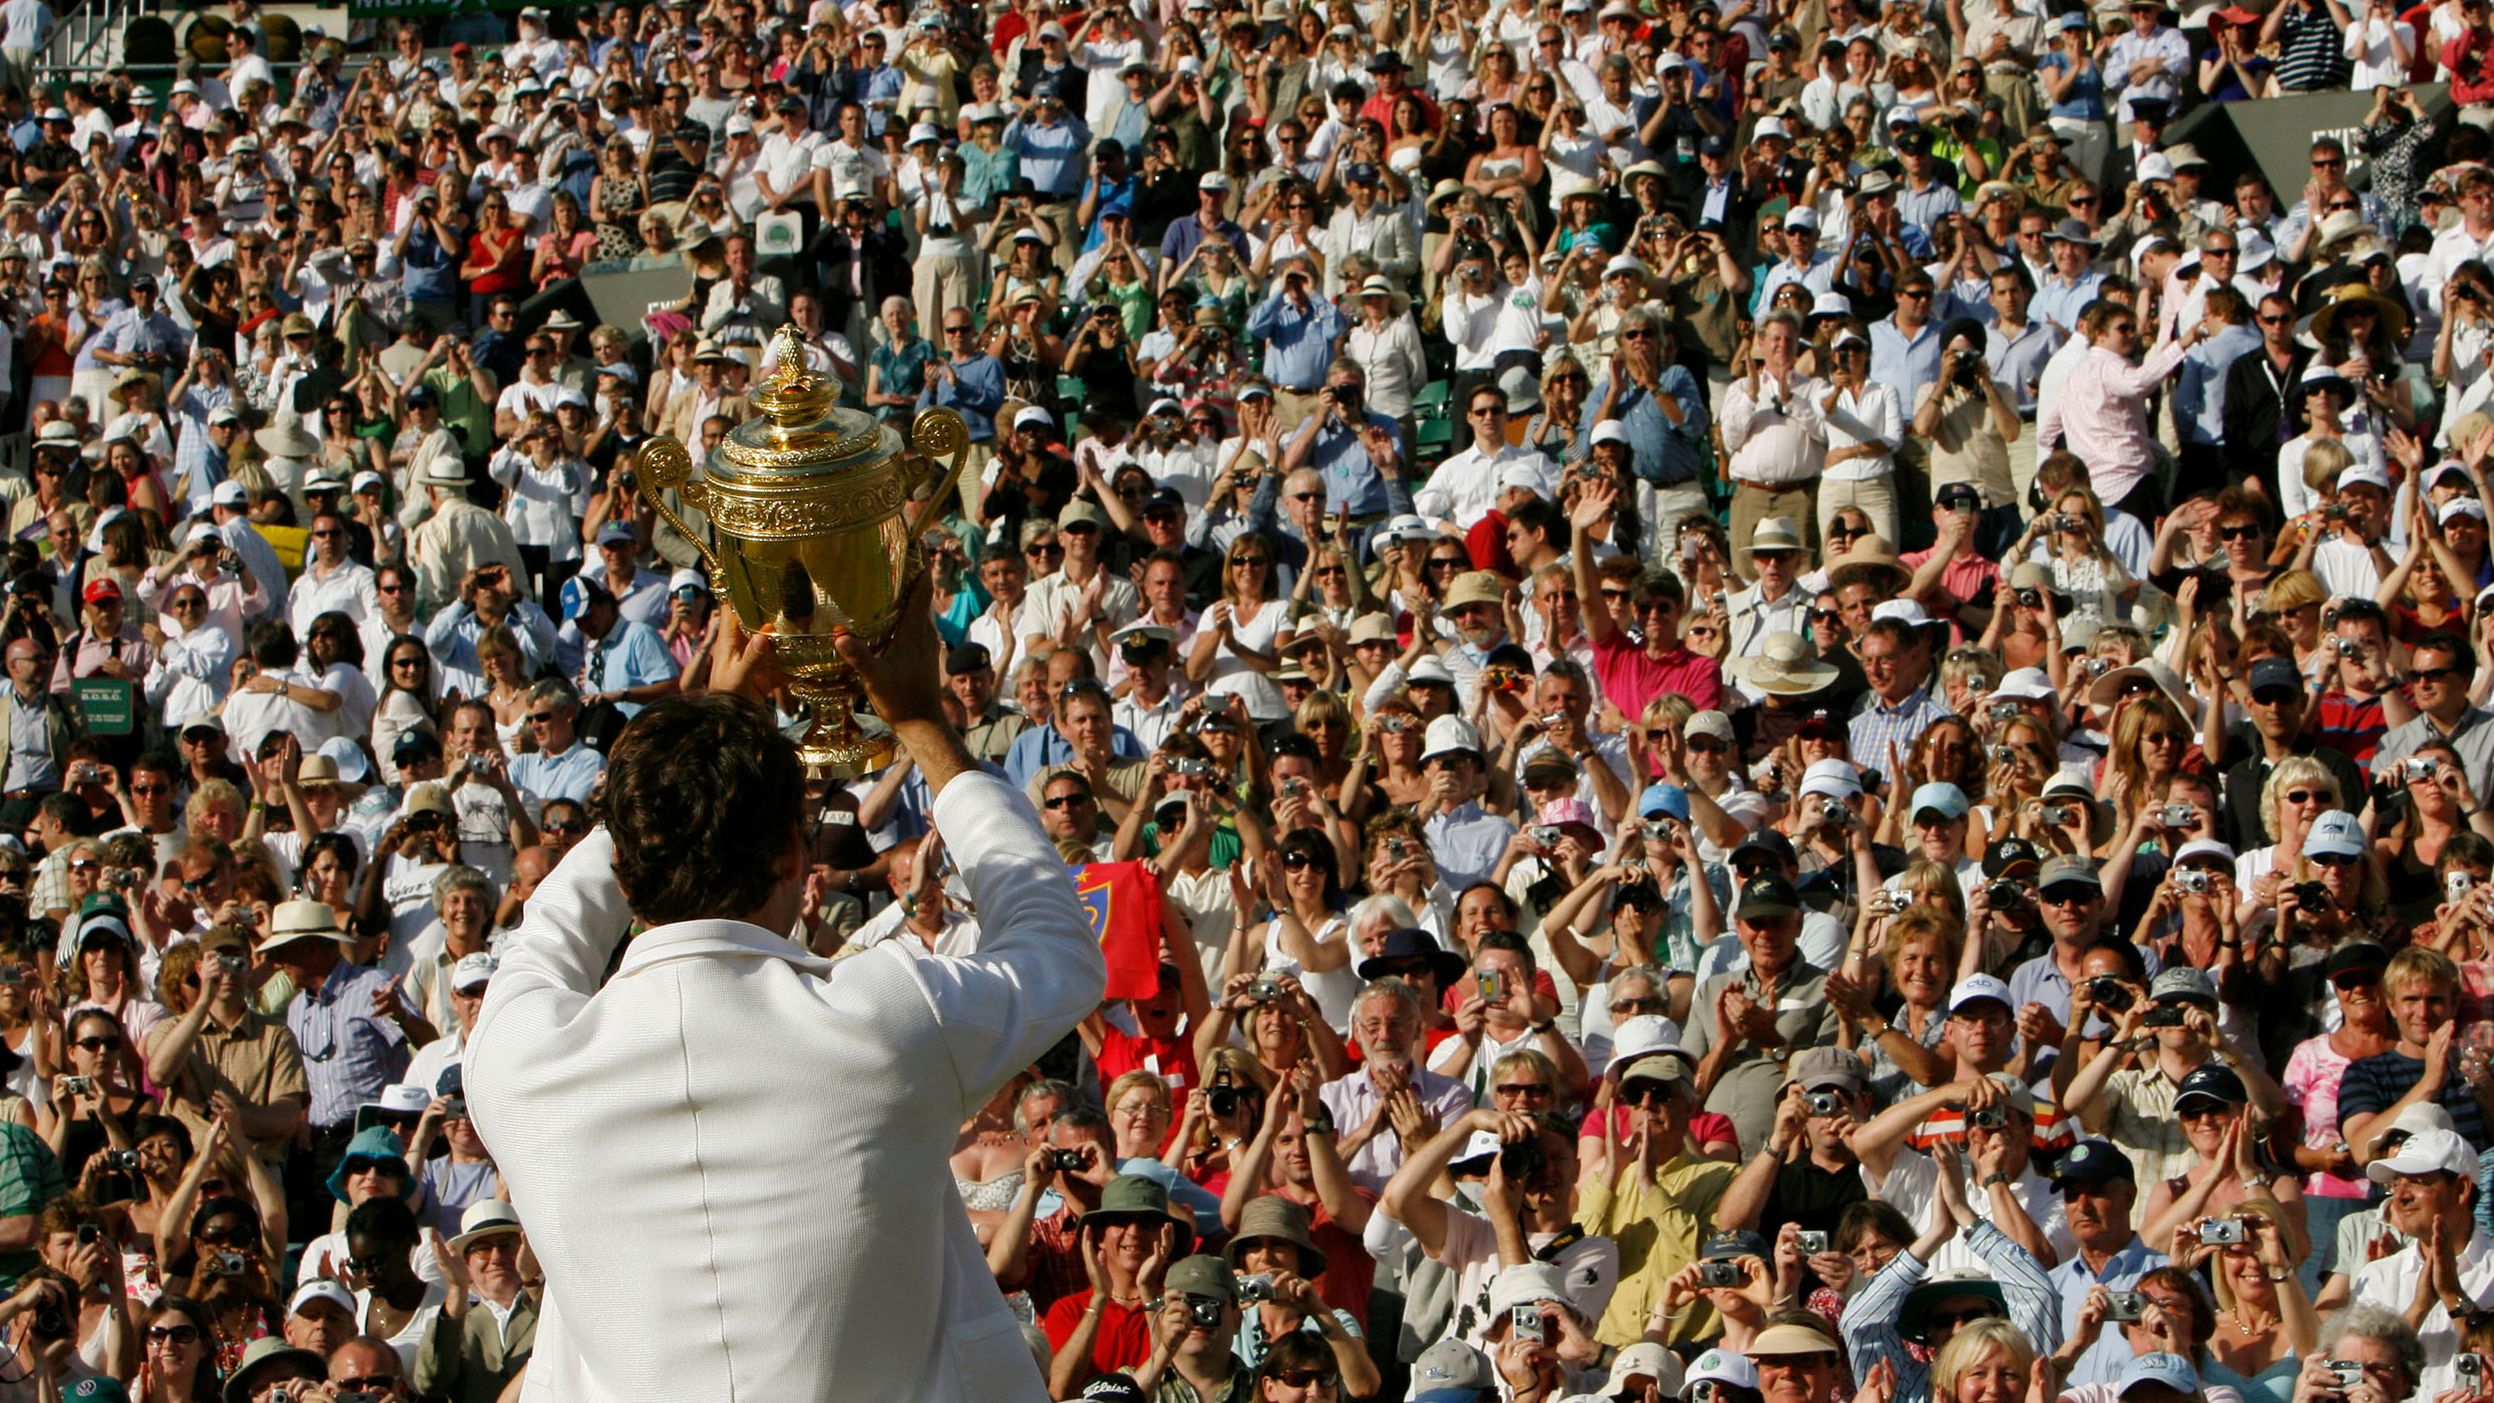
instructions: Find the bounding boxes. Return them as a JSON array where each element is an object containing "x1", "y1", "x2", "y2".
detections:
[{"x1": 790, "y1": 668, "x2": 890, "y2": 779}]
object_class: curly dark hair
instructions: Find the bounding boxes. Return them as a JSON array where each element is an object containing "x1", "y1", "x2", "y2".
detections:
[{"x1": 601, "y1": 694, "x2": 802, "y2": 925}]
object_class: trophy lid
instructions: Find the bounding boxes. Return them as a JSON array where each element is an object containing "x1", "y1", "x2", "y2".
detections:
[{"x1": 713, "y1": 325, "x2": 895, "y2": 484}]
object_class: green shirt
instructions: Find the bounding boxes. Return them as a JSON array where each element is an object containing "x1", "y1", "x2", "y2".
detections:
[{"x1": 0, "y1": 1122, "x2": 65, "y2": 1287}]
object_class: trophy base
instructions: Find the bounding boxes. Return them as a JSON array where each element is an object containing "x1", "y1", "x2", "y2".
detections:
[{"x1": 794, "y1": 711, "x2": 895, "y2": 780}]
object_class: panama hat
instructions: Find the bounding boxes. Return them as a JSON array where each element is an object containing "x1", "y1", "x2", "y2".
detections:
[
  {"x1": 1735, "y1": 632, "x2": 1840, "y2": 696},
  {"x1": 1735, "y1": 516, "x2": 1813, "y2": 572},
  {"x1": 1824, "y1": 534, "x2": 1911, "y2": 595},
  {"x1": 257, "y1": 900, "x2": 350, "y2": 954},
  {"x1": 446, "y1": 1199, "x2": 524, "y2": 1254}
]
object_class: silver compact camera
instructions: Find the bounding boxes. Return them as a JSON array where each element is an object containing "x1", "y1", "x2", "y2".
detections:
[
  {"x1": 2197, "y1": 1218, "x2": 2246, "y2": 1245},
  {"x1": 2175, "y1": 870, "x2": 2210, "y2": 894}
]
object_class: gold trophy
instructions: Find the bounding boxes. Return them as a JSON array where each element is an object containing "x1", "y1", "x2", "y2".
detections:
[{"x1": 641, "y1": 325, "x2": 970, "y2": 775}]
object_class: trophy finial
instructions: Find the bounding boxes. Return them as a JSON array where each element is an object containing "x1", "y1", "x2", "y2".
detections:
[{"x1": 753, "y1": 324, "x2": 838, "y2": 428}]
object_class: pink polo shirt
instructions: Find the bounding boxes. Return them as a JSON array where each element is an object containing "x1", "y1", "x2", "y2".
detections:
[{"x1": 1593, "y1": 632, "x2": 1723, "y2": 725}]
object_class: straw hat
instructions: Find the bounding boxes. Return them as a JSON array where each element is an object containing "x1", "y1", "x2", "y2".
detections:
[
  {"x1": 1824, "y1": 534, "x2": 1910, "y2": 595},
  {"x1": 2307, "y1": 280, "x2": 2412, "y2": 346},
  {"x1": 253, "y1": 423, "x2": 318, "y2": 460},
  {"x1": 446, "y1": 1199, "x2": 524, "y2": 1255},
  {"x1": 256, "y1": 900, "x2": 350, "y2": 954},
  {"x1": 1734, "y1": 632, "x2": 1840, "y2": 697},
  {"x1": 1735, "y1": 516, "x2": 1813, "y2": 572}
]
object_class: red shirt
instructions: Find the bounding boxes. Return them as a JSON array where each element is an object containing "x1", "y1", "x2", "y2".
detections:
[
  {"x1": 1023, "y1": 1207, "x2": 1093, "y2": 1318},
  {"x1": 1097, "y1": 1025, "x2": 1200, "y2": 1092},
  {"x1": 1041, "y1": 1291, "x2": 1154, "y2": 1378},
  {"x1": 1592, "y1": 631, "x2": 1724, "y2": 720},
  {"x1": 1467, "y1": 510, "x2": 1517, "y2": 576},
  {"x1": 1359, "y1": 83, "x2": 1441, "y2": 132}
]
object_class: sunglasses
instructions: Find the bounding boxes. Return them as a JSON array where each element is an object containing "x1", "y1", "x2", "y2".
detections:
[
  {"x1": 1495, "y1": 1082, "x2": 1553, "y2": 1098},
  {"x1": 527, "y1": 711, "x2": 558, "y2": 724},
  {"x1": 146, "y1": 1325, "x2": 200, "y2": 1346},
  {"x1": 1611, "y1": 995, "x2": 1665, "y2": 1016},
  {"x1": 1043, "y1": 793, "x2": 1091, "y2": 809},
  {"x1": 2218, "y1": 524, "x2": 2260, "y2": 540},
  {"x1": 1280, "y1": 851, "x2": 1322, "y2": 869}
]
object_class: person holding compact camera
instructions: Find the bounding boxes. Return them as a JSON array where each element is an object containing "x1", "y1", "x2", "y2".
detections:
[
  {"x1": 1385, "y1": 1104, "x2": 1616, "y2": 1349},
  {"x1": 1120, "y1": 1255, "x2": 1255, "y2": 1401},
  {"x1": 2062, "y1": 959, "x2": 2291, "y2": 1206},
  {"x1": 1716, "y1": 1050, "x2": 1874, "y2": 1275}
]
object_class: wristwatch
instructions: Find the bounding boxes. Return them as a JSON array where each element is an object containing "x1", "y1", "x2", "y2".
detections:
[{"x1": 1305, "y1": 1112, "x2": 1337, "y2": 1136}]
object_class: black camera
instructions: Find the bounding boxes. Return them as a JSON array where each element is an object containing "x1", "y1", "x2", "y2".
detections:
[
  {"x1": 1208, "y1": 1067, "x2": 1241, "y2": 1119},
  {"x1": 1186, "y1": 1294, "x2": 1224, "y2": 1327},
  {"x1": 1984, "y1": 879, "x2": 2024, "y2": 909},
  {"x1": 2086, "y1": 975, "x2": 2133, "y2": 1012},
  {"x1": 1048, "y1": 1148, "x2": 1086, "y2": 1172},
  {"x1": 2015, "y1": 587, "x2": 2041, "y2": 607},
  {"x1": 2142, "y1": 1004, "x2": 2188, "y2": 1028},
  {"x1": 1498, "y1": 1136, "x2": 1545, "y2": 1182},
  {"x1": 1967, "y1": 1106, "x2": 2006, "y2": 1130},
  {"x1": 2293, "y1": 880, "x2": 2333, "y2": 909}
]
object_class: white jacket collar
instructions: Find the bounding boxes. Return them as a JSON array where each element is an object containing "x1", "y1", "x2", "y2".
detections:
[{"x1": 612, "y1": 918, "x2": 834, "y2": 978}]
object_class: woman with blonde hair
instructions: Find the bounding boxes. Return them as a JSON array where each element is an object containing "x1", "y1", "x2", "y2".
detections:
[
  {"x1": 1293, "y1": 690, "x2": 1356, "y2": 790},
  {"x1": 1931, "y1": 1317, "x2": 2035, "y2": 1403},
  {"x1": 1189, "y1": 532, "x2": 1292, "y2": 722},
  {"x1": 2103, "y1": 695, "x2": 2194, "y2": 825},
  {"x1": 1174, "y1": 1044, "x2": 1269, "y2": 1186},
  {"x1": 2010, "y1": 482, "x2": 2135, "y2": 625},
  {"x1": 1341, "y1": 696, "x2": 1430, "y2": 822},
  {"x1": 183, "y1": 780, "x2": 247, "y2": 847},
  {"x1": 2255, "y1": 569, "x2": 2331, "y2": 671},
  {"x1": 2235, "y1": 757, "x2": 2344, "y2": 915},
  {"x1": 1976, "y1": 716, "x2": 2057, "y2": 841},
  {"x1": 1191, "y1": 971, "x2": 1347, "y2": 1088},
  {"x1": 2182, "y1": 1199, "x2": 2315, "y2": 1398},
  {"x1": 1835, "y1": 905, "x2": 1967, "y2": 1100},
  {"x1": 1104, "y1": 1067, "x2": 1220, "y2": 1227}
]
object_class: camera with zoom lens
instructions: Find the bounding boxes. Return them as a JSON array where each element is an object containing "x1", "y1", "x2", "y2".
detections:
[
  {"x1": 2198, "y1": 1218, "x2": 2246, "y2": 1245},
  {"x1": 1696, "y1": 1261, "x2": 1742, "y2": 1288},
  {"x1": 1208, "y1": 1068, "x2": 1242, "y2": 1118},
  {"x1": 1499, "y1": 1137, "x2": 1545, "y2": 1181},
  {"x1": 1048, "y1": 1148, "x2": 1086, "y2": 1171},
  {"x1": 1238, "y1": 1273, "x2": 1276, "y2": 1303},
  {"x1": 1983, "y1": 879, "x2": 2023, "y2": 909},
  {"x1": 1967, "y1": 1106, "x2": 2006, "y2": 1130},
  {"x1": 1186, "y1": 1294, "x2": 1224, "y2": 1327},
  {"x1": 2086, "y1": 975, "x2": 2134, "y2": 1012},
  {"x1": 1804, "y1": 1090, "x2": 1842, "y2": 1116},
  {"x1": 2175, "y1": 870, "x2": 2210, "y2": 894}
]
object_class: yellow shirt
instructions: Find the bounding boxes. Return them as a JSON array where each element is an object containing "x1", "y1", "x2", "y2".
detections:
[{"x1": 1577, "y1": 1151, "x2": 1739, "y2": 1348}]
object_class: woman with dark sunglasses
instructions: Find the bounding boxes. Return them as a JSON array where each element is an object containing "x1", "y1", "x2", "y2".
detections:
[
  {"x1": 43, "y1": 1007, "x2": 156, "y2": 1181},
  {"x1": 137, "y1": 1293, "x2": 226, "y2": 1402}
]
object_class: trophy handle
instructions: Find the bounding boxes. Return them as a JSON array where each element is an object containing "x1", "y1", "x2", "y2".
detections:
[
  {"x1": 636, "y1": 435, "x2": 726, "y2": 593},
  {"x1": 902, "y1": 408, "x2": 972, "y2": 539}
]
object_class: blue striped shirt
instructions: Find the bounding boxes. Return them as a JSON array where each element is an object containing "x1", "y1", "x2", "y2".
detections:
[{"x1": 287, "y1": 959, "x2": 410, "y2": 1130}]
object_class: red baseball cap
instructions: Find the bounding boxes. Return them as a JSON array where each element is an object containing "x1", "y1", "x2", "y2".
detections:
[{"x1": 81, "y1": 578, "x2": 120, "y2": 605}]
